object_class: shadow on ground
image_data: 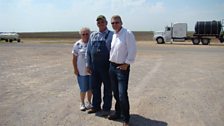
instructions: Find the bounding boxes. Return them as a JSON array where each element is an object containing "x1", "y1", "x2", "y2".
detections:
[
  {"x1": 163, "y1": 42, "x2": 224, "y2": 46},
  {"x1": 130, "y1": 114, "x2": 168, "y2": 126},
  {"x1": 95, "y1": 112, "x2": 168, "y2": 126}
]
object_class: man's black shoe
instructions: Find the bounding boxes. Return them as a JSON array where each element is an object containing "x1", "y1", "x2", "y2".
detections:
[
  {"x1": 108, "y1": 114, "x2": 121, "y2": 120},
  {"x1": 87, "y1": 108, "x2": 101, "y2": 114},
  {"x1": 95, "y1": 110, "x2": 111, "y2": 117}
]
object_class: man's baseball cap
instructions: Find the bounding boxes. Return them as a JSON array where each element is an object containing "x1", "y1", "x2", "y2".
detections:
[{"x1": 96, "y1": 15, "x2": 106, "y2": 21}]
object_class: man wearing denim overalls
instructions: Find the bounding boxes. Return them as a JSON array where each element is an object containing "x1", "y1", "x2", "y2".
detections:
[{"x1": 86, "y1": 15, "x2": 113, "y2": 116}]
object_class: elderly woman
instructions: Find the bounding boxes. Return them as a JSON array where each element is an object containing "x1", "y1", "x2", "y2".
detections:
[{"x1": 72, "y1": 27, "x2": 92, "y2": 111}]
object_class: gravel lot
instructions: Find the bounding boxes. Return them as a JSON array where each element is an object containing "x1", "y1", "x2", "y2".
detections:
[{"x1": 0, "y1": 41, "x2": 224, "y2": 126}]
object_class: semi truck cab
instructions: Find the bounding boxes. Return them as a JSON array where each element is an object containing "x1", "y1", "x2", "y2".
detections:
[{"x1": 153, "y1": 23, "x2": 187, "y2": 44}]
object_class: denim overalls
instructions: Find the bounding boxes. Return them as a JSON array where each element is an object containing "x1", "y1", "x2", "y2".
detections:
[
  {"x1": 87, "y1": 30, "x2": 112, "y2": 111},
  {"x1": 91, "y1": 33, "x2": 110, "y2": 67}
]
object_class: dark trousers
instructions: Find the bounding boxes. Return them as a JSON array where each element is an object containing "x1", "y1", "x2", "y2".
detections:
[
  {"x1": 109, "y1": 63, "x2": 130, "y2": 123},
  {"x1": 91, "y1": 64, "x2": 112, "y2": 111}
]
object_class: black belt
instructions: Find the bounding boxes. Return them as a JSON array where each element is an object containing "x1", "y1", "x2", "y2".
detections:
[{"x1": 110, "y1": 62, "x2": 124, "y2": 66}]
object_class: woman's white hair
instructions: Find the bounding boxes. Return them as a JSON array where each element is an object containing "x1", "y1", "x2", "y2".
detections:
[{"x1": 79, "y1": 27, "x2": 91, "y2": 35}]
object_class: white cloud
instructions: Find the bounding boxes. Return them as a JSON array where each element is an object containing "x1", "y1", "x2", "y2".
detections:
[
  {"x1": 149, "y1": 2, "x2": 165, "y2": 14},
  {"x1": 111, "y1": 0, "x2": 165, "y2": 14},
  {"x1": 122, "y1": 0, "x2": 147, "y2": 6},
  {"x1": 109, "y1": 0, "x2": 166, "y2": 31},
  {"x1": 18, "y1": 0, "x2": 32, "y2": 6},
  {"x1": 0, "y1": 0, "x2": 223, "y2": 32}
]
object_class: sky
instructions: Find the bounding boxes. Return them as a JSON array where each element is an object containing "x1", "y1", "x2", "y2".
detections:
[{"x1": 0, "y1": 0, "x2": 223, "y2": 32}]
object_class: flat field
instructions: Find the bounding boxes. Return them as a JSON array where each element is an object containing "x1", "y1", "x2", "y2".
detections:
[{"x1": 0, "y1": 35, "x2": 224, "y2": 126}]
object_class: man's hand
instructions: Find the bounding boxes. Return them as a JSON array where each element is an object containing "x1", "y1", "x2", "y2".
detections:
[{"x1": 117, "y1": 63, "x2": 129, "y2": 70}]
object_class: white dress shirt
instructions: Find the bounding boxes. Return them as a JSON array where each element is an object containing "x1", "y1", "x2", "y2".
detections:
[{"x1": 109, "y1": 27, "x2": 137, "y2": 64}]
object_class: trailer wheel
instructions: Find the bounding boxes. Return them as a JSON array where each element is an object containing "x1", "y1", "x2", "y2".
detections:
[
  {"x1": 5, "y1": 39, "x2": 9, "y2": 42},
  {"x1": 192, "y1": 38, "x2": 200, "y2": 45},
  {"x1": 201, "y1": 38, "x2": 210, "y2": 45},
  {"x1": 17, "y1": 39, "x2": 21, "y2": 43},
  {"x1": 156, "y1": 37, "x2": 164, "y2": 44},
  {"x1": 219, "y1": 36, "x2": 224, "y2": 43},
  {"x1": 9, "y1": 39, "x2": 13, "y2": 43}
]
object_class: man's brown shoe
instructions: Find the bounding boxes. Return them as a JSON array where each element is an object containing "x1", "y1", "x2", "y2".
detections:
[{"x1": 87, "y1": 108, "x2": 100, "y2": 114}]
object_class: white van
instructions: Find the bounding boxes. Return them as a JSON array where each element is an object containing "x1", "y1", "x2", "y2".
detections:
[{"x1": 0, "y1": 32, "x2": 21, "y2": 42}]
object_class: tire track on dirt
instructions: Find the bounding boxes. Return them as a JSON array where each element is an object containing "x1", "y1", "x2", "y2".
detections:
[
  {"x1": 131, "y1": 58, "x2": 163, "y2": 95},
  {"x1": 128, "y1": 56, "x2": 164, "y2": 125}
]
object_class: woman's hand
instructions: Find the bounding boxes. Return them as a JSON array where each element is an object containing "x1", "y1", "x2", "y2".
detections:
[{"x1": 74, "y1": 68, "x2": 79, "y2": 76}]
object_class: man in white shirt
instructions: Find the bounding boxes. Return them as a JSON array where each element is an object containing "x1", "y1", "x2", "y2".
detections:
[{"x1": 108, "y1": 15, "x2": 136, "y2": 126}]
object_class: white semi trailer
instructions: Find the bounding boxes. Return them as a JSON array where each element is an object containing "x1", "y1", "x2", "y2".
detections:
[{"x1": 153, "y1": 20, "x2": 224, "y2": 45}]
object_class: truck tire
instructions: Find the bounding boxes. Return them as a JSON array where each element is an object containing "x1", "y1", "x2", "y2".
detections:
[
  {"x1": 5, "y1": 39, "x2": 9, "y2": 42},
  {"x1": 156, "y1": 37, "x2": 164, "y2": 44},
  {"x1": 192, "y1": 38, "x2": 200, "y2": 45},
  {"x1": 17, "y1": 39, "x2": 21, "y2": 42},
  {"x1": 219, "y1": 36, "x2": 224, "y2": 43},
  {"x1": 201, "y1": 38, "x2": 210, "y2": 45},
  {"x1": 9, "y1": 39, "x2": 13, "y2": 43}
]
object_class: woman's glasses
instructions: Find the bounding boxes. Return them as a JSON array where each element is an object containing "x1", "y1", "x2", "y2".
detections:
[{"x1": 82, "y1": 33, "x2": 89, "y2": 36}]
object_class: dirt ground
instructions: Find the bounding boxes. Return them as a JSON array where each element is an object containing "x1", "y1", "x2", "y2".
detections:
[{"x1": 0, "y1": 40, "x2": 224, "y2": 126}]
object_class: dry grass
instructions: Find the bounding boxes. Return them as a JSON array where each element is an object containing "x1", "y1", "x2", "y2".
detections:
[
  {"x1": 19, "y1": 31, "x2": 154, "y2": 41},
  {"x1": 18, "y1": 31, "x2": 222, "y2": 44}
]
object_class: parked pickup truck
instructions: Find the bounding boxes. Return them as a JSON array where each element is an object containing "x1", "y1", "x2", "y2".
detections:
[{"x1": 0, "y1": 32, "x2": 21, "y2": 42}]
